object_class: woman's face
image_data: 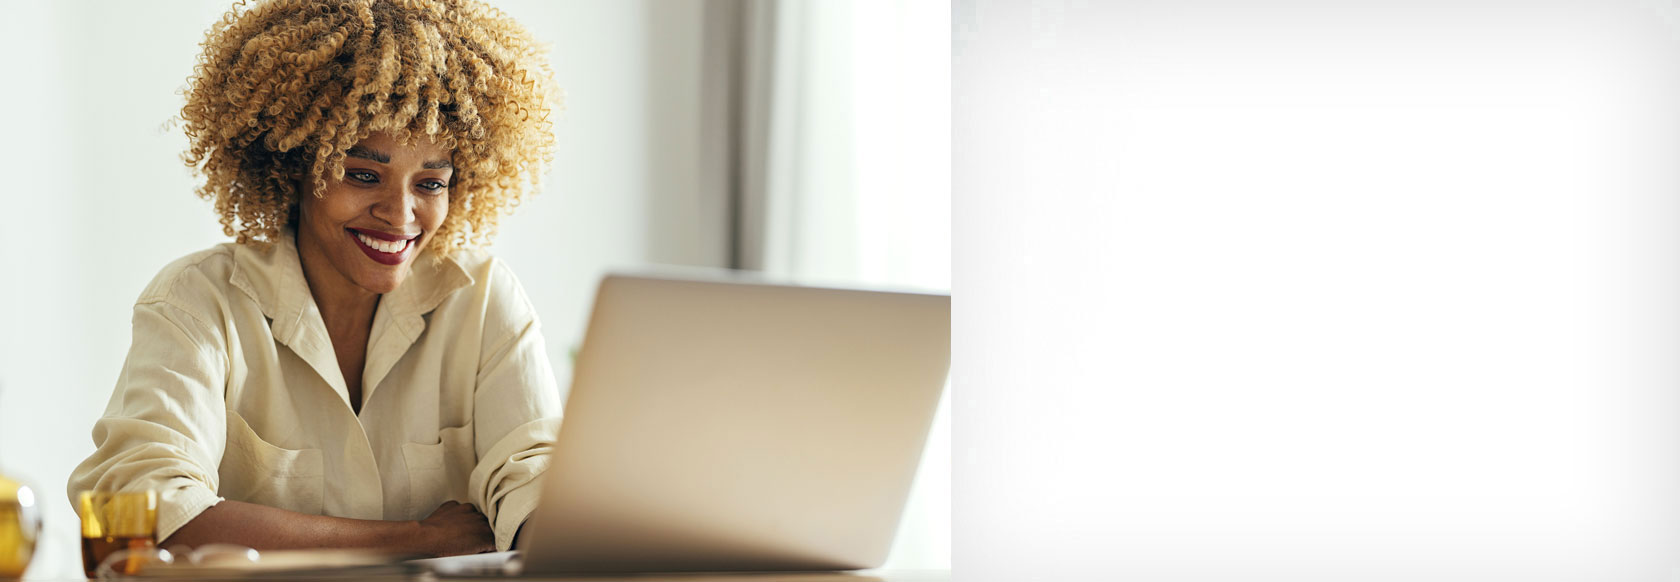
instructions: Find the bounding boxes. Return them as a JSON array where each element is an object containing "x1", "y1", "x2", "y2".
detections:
[{"x1": 296, "y1": 131, "x2": 453, "y2": 296}]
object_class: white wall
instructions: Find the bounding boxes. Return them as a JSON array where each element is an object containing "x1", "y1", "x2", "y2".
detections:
[
  {"x1": 957, "y1": 1, "x2": 1680, "y2": 580},
  {"x1": 0, "y1": 2, "x2": 233, "y2": 578},
  {"x1": 0, "y1": 1, "x2": 946, "y2": 578}
]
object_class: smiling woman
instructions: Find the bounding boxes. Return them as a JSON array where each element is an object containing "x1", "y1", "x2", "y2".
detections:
[
  {"x1": 65, "y1": 0, "x2": 562, "y2": 560},
  {"x1": 299, "y1": 136, "x2": 452, "y2": 278},
  {"x1": 320, "y1": 138, "x2": 454, "y2": 274},
  {"x1": 295, "y1": 132, "x2": 455, "y2": 417}
]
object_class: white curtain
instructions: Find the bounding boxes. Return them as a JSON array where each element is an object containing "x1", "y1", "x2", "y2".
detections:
[{"x1": 735, "y1": 0, "x2": 950, "y2": 291}]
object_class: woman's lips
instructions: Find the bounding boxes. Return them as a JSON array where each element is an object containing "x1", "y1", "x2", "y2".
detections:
[{"x1": 347, "y1": 228, "x2": 416, "y2": 266}]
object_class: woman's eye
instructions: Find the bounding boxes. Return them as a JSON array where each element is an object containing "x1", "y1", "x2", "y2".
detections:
[
  {"x1": 346, "y1": 171, "x2": 378, "y2": 183},
  {"x1": 418, "y1": 180, "x2": 448, "y2": 193}
]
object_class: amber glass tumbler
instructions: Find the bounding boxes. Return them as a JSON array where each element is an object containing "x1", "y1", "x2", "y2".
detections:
[{"x1": 77, "y1": 490, "x2": 157, "y2": 578}]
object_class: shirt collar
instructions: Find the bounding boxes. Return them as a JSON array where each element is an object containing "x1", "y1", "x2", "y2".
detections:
[{"x1": 228, "y1": 228, "x2": 475, "y2": 344}]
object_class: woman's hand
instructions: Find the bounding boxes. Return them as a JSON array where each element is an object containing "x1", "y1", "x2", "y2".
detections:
[{"x1": 414, "y1": 500, "x2": 496, "y2": 557}]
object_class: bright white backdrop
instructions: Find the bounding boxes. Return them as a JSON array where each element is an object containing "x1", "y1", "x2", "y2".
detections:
[
  {"x1": 957, "y1": 1, "x2": 1680, "y2": 580},
  {"x1": 0, "y1": 1, "x2": 949, "y2": 578}
]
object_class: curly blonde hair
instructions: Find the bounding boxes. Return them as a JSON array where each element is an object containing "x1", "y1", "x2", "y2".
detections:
[{"x1": 181, "y1": 0, "x2": 559, "y2": 256}]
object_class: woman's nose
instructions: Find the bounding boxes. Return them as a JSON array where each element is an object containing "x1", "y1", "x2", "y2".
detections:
[{"x1": 369, "y1": 184, "x2": 415, "y2": 225}]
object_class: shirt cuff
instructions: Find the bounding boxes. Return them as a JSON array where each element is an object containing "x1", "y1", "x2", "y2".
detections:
[
  {"x1": 491, "y1": 482, "x2": 542, "y2": 552},
  {"x1": 155, "y1": 478, "x2": 224, "y2": 543}
]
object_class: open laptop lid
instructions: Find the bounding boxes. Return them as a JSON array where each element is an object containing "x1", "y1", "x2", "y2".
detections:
[{"x1": 518, "y1": 273, "x2": 950, "y2": 574}]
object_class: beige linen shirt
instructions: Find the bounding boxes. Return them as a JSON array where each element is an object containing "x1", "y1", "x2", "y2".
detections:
[{"x1": 67, "y1": 231, "x2": 563, "y2": 551}]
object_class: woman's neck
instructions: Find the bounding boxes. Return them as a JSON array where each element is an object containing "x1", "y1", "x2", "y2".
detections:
[
  {"x1": 295, "y1": 233, "x2": 381, "y2": 336},
  {"x1": 295, "y1": 234, "x2": 379, "y2": 410}
]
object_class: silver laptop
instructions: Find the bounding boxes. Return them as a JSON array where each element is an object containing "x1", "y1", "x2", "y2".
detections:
[{"x1": 514, "y1": 273, "x2": 950, "y2": 575}]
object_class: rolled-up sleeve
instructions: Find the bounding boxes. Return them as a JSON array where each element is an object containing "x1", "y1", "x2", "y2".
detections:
[
  {"x1": 67, "y1": 298, "x2": 230, "y2": 542},
  {"x1": 466, "y1": 263, "x2": 563, "y2": 551}
]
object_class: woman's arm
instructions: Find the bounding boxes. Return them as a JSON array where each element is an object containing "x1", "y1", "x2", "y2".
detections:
[
  {"x1": 163, "y1": 499, "x2": 494, "y2": 557},
  {"x1": 466, "y1": 260, "x2": 565, "y2": 551},
  {"x1": 69, "y1": 285, "x2": 232, "y2": 542}
]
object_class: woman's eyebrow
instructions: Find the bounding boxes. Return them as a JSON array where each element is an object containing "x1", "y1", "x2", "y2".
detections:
[
  {"x1": 346, "y1": 145, "x2": 390, "y2": 163},
  {"x1": 423, "y1": 159, "x2": 453, "y2": 170}
]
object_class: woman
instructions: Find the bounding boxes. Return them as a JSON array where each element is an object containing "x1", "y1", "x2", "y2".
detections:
[{"x1": 67, "y1": 0, "x2": 562, "y2": 557}]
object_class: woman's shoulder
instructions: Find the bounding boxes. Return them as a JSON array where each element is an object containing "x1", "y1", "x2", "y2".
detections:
[
  {"x1": 134, "y1": 242, "x2": 246, "y2": 307},
  {"x1": 436, "y1": 248, "x2": 540, "y2": 326},
  {"x1": 439, "y1": 247, "x2": 533, "y2": 296}
]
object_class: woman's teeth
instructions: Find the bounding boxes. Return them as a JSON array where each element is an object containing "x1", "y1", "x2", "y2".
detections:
[{"x1": 356, "y1": 232, "x2": 411, "y2": 253}]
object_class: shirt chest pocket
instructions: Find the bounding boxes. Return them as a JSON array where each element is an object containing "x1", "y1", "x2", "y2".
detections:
[
  {"x1": 401, "y1": 423, "x2": 475, "y2": 518},
  {"x1": 220, "y1": 411, "x2": 325, "y2": 515}
]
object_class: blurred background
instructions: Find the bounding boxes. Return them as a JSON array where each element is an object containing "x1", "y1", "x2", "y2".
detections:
[{"x1": 0, "y1": 1, "x2": 949, "y2": 578}]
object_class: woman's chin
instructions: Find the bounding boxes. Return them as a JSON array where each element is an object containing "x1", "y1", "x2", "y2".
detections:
[{"x1": 353, "y1": 269, "x2": 407, "y2": 295}]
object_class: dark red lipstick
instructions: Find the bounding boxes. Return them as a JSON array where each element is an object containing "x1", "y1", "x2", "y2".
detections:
[{"x1": 346, "y1": 228, "x2": 418, "y2": 266}]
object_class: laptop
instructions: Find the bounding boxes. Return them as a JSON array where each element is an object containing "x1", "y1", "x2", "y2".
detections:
[{"x1": 502, "y1": 272, "x2": 951, "y2": 576}]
